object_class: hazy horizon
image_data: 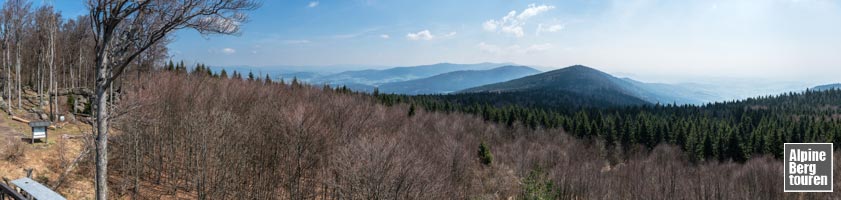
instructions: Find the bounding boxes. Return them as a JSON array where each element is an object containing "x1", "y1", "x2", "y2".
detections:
[{"x1": 200, "y1": 61, "x2": 837, "y2": 87}]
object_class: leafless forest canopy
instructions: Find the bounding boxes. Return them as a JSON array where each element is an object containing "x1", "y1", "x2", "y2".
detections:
[{"x1": 104, "y1": 72, "x2": 841, "y2": 199}]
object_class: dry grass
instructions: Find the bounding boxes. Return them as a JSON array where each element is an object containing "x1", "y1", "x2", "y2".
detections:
[
  {"x1": 0, "y1": 97, "x2": 95, "y2": 200},
  {"x1": 1, "y1": 135, "x2": 26, "y2": 162}
]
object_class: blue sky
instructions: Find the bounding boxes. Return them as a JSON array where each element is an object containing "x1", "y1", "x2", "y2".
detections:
[{"x1": 43, "y1": 0, "x2": 841, "y2": 83}]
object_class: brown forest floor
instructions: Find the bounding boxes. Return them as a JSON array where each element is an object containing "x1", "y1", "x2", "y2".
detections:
[
  {"x1": 0, "y1": 91, "x2": 94, "y2": 199},
  {"x1": 0, "y1": 89, "x2": 195, "y2": 200}
]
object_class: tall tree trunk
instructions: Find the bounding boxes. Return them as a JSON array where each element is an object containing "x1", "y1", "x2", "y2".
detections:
[
  {"x1": 77, "y1": 45, "x2": 82, "y2": 90},
  {"x1": 16, "y1": 45, "x2": 21, "y2": 109},
  {"x1": 94, "y1": 49, "x2": 110, "y2": 200},
  {"x1": 50, "y1": 26, "x2": 57, "y2": 120},
  {"x1": 69, "y1": 63, "x2": 74, "y2": 90},
  {"x1": 5, "y1": 45, "x2": 10, "y2": 114},
  {"x1": 38, "y1": 58, "x2": 43, "y2": 108}
]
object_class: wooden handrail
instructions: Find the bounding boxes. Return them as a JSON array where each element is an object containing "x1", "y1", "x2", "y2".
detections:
[{"x1": 0, "y1": 182, "x2": 26, "y2": 200}]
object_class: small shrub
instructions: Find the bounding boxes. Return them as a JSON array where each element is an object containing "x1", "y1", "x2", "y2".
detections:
[
  {"x1": 408, "y1": 104, "x2": 416, "y2": 117},
  {"x1": 35, "y1": 174, "x2": 50, "y2": 185},
  {"x1": 83, "y1": 101, "x2": 92, "y2": 115},
  {"x1": 521, "y1": 167, "x2": 558, "y2": 200},
  {"x1": 478, "y1": 142, "x2": 493, "y2": 166},
  {"x1": 2, "y1": 136, "x2": 26, "y2": 162},
  {"x1": 67, "y1": 95, "x2": 75, "y2": 108}
]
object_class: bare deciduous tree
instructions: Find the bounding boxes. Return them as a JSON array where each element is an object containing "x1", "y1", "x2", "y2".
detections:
[
  {"x1": 0, "y1": 7, "x2": 8, "y2": 113},
  {"x1": 85, "y1": 1, "x2": 258, "y2": 199},
  {"x1": 2, "y1": 0, "x2": 31, "y2": 112},
  {"x1": 33, "y1": 5, "x2": 60, "y2": 119}
]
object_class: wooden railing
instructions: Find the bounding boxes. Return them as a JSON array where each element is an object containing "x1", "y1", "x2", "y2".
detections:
[{"x1": 0, "y1": 181, "x2": 25, "y2": 200}]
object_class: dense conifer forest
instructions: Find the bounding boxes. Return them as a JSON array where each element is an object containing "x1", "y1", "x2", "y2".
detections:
[{"x1": 376, "y1": 88, "x2": 841, "y2": 163}]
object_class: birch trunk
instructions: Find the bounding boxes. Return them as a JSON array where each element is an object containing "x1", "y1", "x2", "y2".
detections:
[
  {"x1": 4, "y1": 46, "x2": 9, "y2": 114},
  {"x1": 50, "y1": 23, "x2": 57, "y2": 120},
  {"x1": 94, "y1": 43, "x2": 110, "y2": 200},
  {"x1": 15, "y1": 44, "x2": 20, "y2": 109}
]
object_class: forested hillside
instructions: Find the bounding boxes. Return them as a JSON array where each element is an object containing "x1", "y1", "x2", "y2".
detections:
[
  {"x1": 308, "y1": 62, "x2": 512, "y2": 89},
  {"x1": 377, "y1": 65, "x2": 540, "y2": 95},
  {"x1": 459, "y1": 65, "x2": 720, "y2": 105},
  {"x1": 105, "y1": 69, "x2": 840, "y2": 199},
  {"x1": 380, "y1": 88, "x2": 841, "y2": 163},
  {"x1": 814, "y1": 83, "x2": 841, "y2": 91}
]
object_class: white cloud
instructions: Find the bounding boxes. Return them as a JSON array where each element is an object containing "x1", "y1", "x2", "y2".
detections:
[
  {"x1": 380, "y1": 34, "x2": 390, "y2": 39},
  {"x1": 483, "y1": 20, "x2": 498, "y2": 31},
  {"x1": 501, "y1": 25, "x2": 524, "y2": 37},
  {"x1": 536, "y1": 23, "x2": 564, "y2": 36},
  {"x1": 406, "y1": 30, "x2": 456, "y2": 41},
  {"x1": 406, "y1": 30, "x2": 434, "y2": 40},
  {"x1": 483, "y1": 4, "x2": 555, "y2": 37},
  {"x1": 518, "y1": 4, "x2": 555, "y2": 20},
  {"x1": 282, "y1": 40, "x2": 311, "y2": 44},
  {"x1": 478, "y1": 42, "x2": 553, "y2": 55},
  {"x1": 221, "y1": 48, "x2": 236, "y2": 55},
  {"x1": 484, "y1": 11, "x2": 515, "y2": 31},
  {"x1": 332, "y1": 28, "x2": 381, "y2": 39},
  {"x1": 442, "y1": 32, "x2": 457, "y2": 38},
  {"x1": 308, "y1": 1, "x2": 319, "y2": 8}
]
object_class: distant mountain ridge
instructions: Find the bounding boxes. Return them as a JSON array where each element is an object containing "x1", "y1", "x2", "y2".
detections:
[
  {"x1": 813, "y1": 83, "x2": 841, "y2": 91},
  {"x1": 263, "y1": 62, "x2": 515, "y2": 92},
  {"x1": 378, "y1": 66, "x2": 540, "y2": 95},
  {"x1": 617, "y1": 78, "x2": 720, "y2": 105},
  {"x1": 462, "y1": 65, "x2": 620, "y2": 92},
  {"x1": 460, "y1": 65, "x2": 717, "y2": 106},
  {"x1": 215, "y1": 63, "x2": 818, "y2": 106},
  {"x1": 458, "y1": 65, "x2": 651, "y2": 107},
  {"x1": 311, "y1": 62, "x2": 513, "y2": 86}
]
